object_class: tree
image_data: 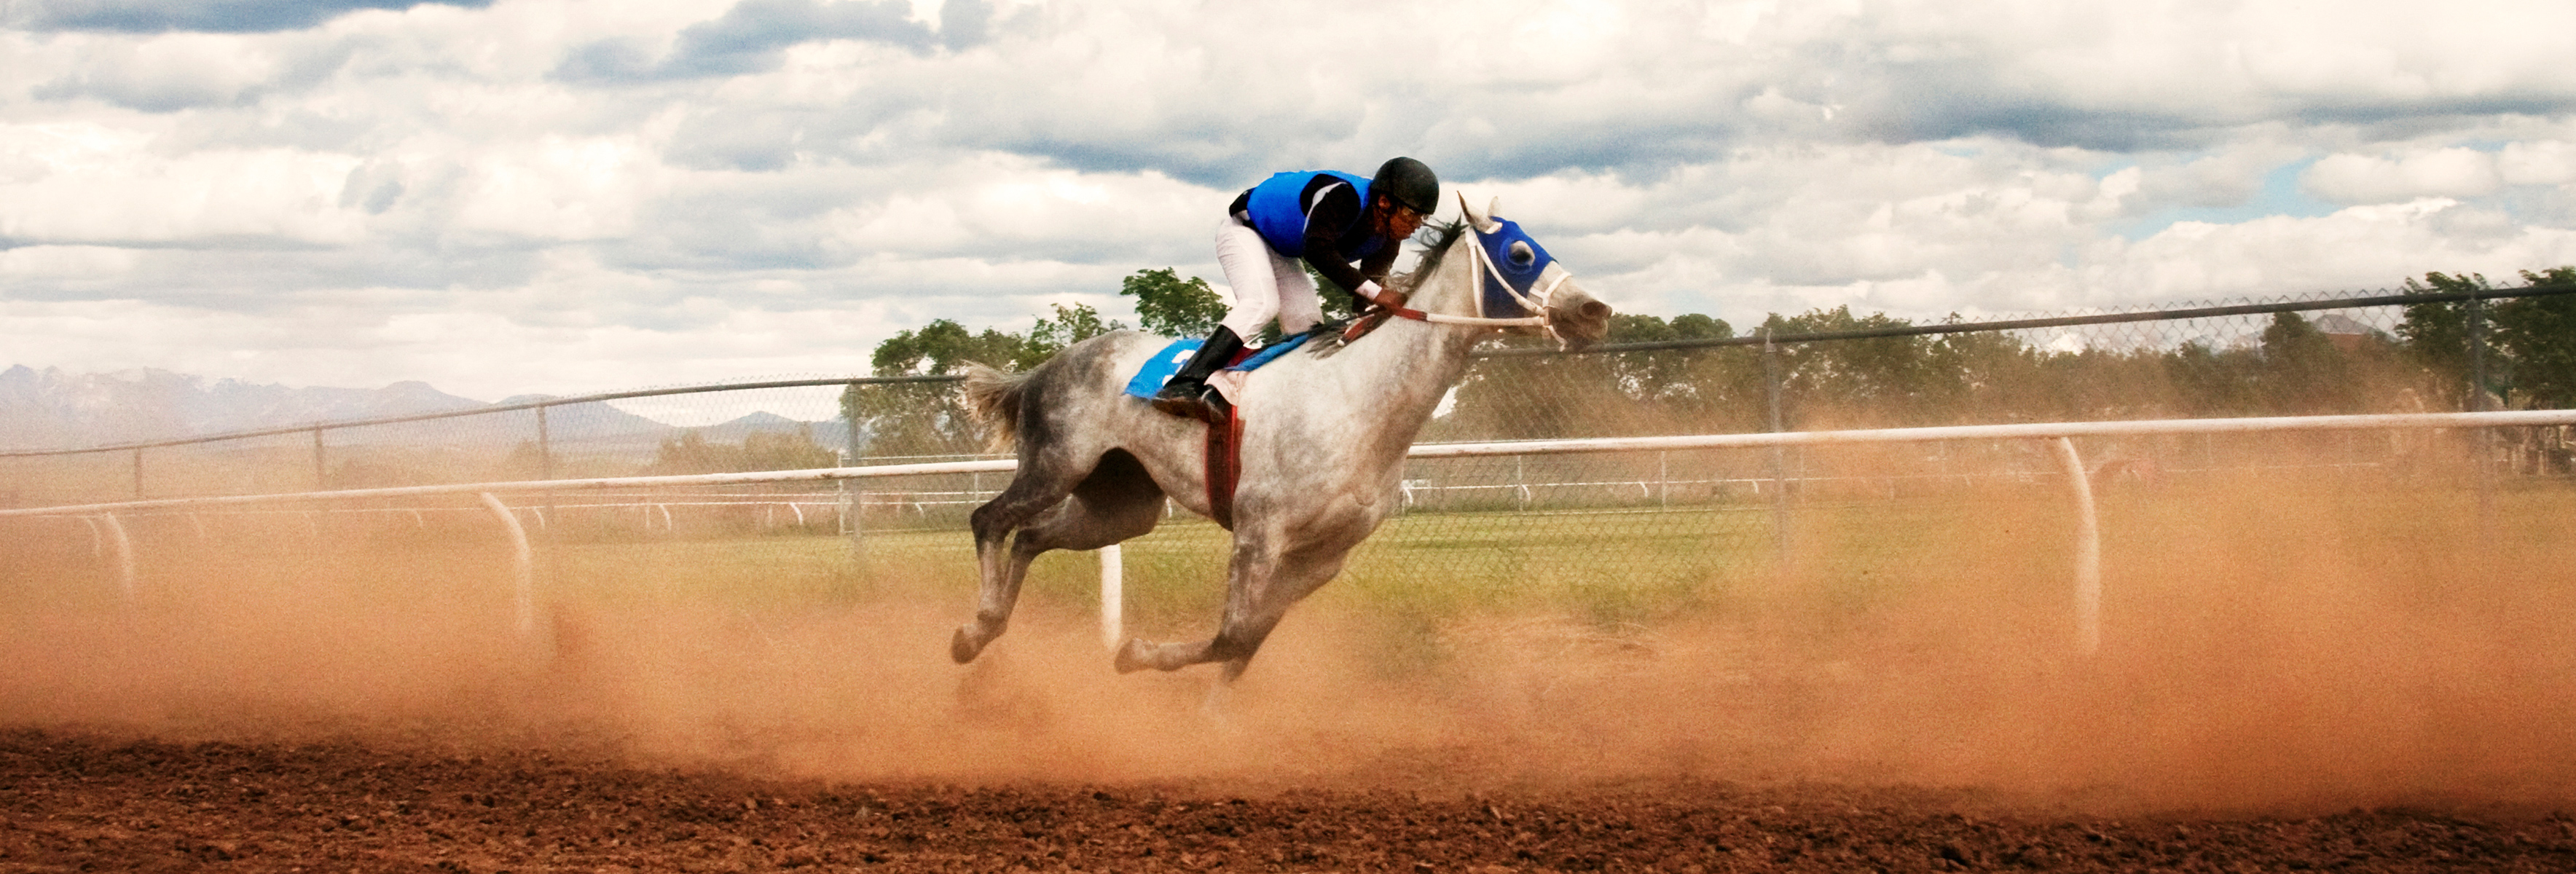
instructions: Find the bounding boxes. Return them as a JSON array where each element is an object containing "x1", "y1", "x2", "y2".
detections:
[
  {"x1": 1920, "y1": 319, "x2": 2050, "y2": 422},
  {"x1": 870, "y1": 319, "x2": 1040, "y2": 376},
  {"x1": 1122, "y1": 268, "x2": 1226, "y2": 338},
  {"x1": 742, "y1": 429, "x2": 838, "y2": 471},
  {"x1": 2397, "y1": 272, "x2": 2483, "y2": 401},
  {"x1": 844, "y1": 303, "x2": 1126, "y2": 457},
  {"x1": 1759, "y1": 307, "x2": 1944, "y2": 428},
  {"x1": 2490, "y1": 267, "x2": 2576, "y2": 409},
  {"x1": 644, "y1": 430, "x2": 734, "y2": 475},
  {"x1": 643, "y1": 428, "x2": 836, "y2": 475},
  {"x1": 2160, "y1": 341, "x2": 2263, "y2": 416},
  {"x1": 1603, "y1": 312, "x2": 1738, "y2": 421},
  {"x1": 1028, "y1": 302, "x2": 1121, "y2": 360},
  {"x1": 1433, "y1": 311, "x2": 1754, "y2": 441},
  {"x1": 2395, "y1": 268, "x2": 2576, "y2": 409},
  {"x1": 2255, "y1": 311, "x2": 2353, "y2": 414}
]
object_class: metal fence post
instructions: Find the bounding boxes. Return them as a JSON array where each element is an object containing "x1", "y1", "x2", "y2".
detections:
[
  {"x1": 93, "y1": 512, "x2": 137, "y2": 602},
  {"x1": 310, "y1": 426, "x2": 327, "y2": 490},
  {"x1": 534, "y1": 403, "x2": 560, "y2": 595},
  {"x1": 1657, "y1": 450, "x2": 1668, "y2": 509},
  {"x1": 1099, "y1": 543, "x2": 1123, "y2": 650},
  {"x1": 535, "y1": 403, "x2": 554, "y2": 481},
  {"x1": 478, "y1": 492, "x2": 538, "y2": 637},
  {"x1": 2051, "y1": 438, "x2": 2102, "y2": 654},
  {"x1": 2468, "y1": 292, "x2": 2497, "y2": 532},
  {"x1": 843, "y1": 382, "x2": 867, "y2": 564},
  {"x1": 130, "y1": 447, "x2": 144, "y2": 500},
  {"x1": 1764, "y1": 328, "x2": 1792, "y2": 564}
]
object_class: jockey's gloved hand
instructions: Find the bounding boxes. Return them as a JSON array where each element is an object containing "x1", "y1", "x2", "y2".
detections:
[{"x1": 1350, "y1": 280, "x2": 1387, "y2": 314}]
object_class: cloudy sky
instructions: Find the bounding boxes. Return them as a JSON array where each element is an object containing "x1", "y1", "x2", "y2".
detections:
[{"x1": 6, "y1": 0, "x2": 2576, "y2": 400}]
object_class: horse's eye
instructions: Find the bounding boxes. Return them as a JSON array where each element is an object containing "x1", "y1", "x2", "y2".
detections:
[{"x1": 1509, "y1": 241, "x2": 1535, "y2": 267}]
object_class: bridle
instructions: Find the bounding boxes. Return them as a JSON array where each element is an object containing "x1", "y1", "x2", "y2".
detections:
[{"x1": 1357, "y1": 217, "x2": 1568, "y2": 337}]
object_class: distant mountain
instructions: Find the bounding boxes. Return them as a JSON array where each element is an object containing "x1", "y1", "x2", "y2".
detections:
[
  {"x1": 0, "y1": 365, "x2": 851, "y2": 454},
  {"x1": 514, "y1": 406, "x2": 853, "y2": 455},
  {"x1": 485, "y1": 394, "x2": 682, "y2": 446},
  {"x1": 0, "y1": 365, "x2": 487, "y2": 451},
  {"x1": 699, "y1": 412, "x2": 812, "y2": 441}
]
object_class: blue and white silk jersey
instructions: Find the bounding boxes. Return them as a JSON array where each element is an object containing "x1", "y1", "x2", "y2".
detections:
[
  {"x1": 1228, "y1": 170, "x2": 1395, "y2": 300},
  {"x1": 1243, "y1": 170, "x2": 1370, "y2": 257}
]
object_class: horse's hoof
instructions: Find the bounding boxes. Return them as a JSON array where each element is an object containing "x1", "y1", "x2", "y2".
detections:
[
  {"x1": 950, "y1": 625, "x2": 984, "y2": 664},
  {"x1": 1112, "y1": 639, "x2": 1151, "y2": 674}
]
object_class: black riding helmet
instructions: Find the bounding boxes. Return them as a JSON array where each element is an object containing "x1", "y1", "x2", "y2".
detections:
[{"x1": 1370, "y1": 156, "x2": 1439, "y2": 216}]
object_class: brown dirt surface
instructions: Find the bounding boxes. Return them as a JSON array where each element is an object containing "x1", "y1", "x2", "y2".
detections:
[
  {"x1": 7, "y1": 728, "x2": 2575, "y2": 873},
  {"x1": 9, "y1": 481, "x2": 2576, "y2": 870}
]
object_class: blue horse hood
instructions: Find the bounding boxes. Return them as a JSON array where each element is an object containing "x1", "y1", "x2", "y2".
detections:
[{"x1": 1474, "y1": 218, "x2": 1557, "y2": 318}]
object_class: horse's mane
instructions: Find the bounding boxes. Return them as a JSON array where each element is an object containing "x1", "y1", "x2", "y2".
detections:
[
  {"x1": 1391, "y1": 219, "x2": 1468, "y2": 296},
  {"x1": 1305, "y1": 219, "x2": 1469, "y2": 357}
]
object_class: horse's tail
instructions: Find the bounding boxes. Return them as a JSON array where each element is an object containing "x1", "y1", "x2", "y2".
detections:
[{"x1": 957, "y1": 362, "x2": 1029, "y2": 452}]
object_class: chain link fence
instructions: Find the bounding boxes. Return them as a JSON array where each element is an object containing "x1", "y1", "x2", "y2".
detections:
[{"x1": 5, "y1": 286, "x2": 2572, "y2": 646}]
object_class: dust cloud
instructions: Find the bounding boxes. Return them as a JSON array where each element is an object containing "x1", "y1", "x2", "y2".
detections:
[{"x1": 4, "y1": 475, "x2": 2574, "y2": 816}]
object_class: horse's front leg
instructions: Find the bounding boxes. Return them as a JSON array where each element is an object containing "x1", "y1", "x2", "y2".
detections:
[
  {"x1": 1112, "y1": 529, "x2": 1354, "y2": 681},
  {"x1": 1113, "y1": 534, "x2": 1277, "y2": 674}
]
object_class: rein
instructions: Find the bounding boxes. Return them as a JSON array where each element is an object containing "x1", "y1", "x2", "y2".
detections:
[{"x1": 1359, "y1": 222, "x2": 1565, "y2": 334}]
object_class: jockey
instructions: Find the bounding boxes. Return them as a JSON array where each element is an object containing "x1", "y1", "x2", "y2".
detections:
[{"x1": 1150, "y1": 156, "x2": 1440, "y2": 422}]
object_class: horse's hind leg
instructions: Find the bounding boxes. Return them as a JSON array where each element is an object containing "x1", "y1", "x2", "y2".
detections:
[
  {"x1": 952, "y1": 451, "x2": 1165, "y2": 664},
  {"x1": 951, "y1": 462, "x2": 1080, "y2": 664}
]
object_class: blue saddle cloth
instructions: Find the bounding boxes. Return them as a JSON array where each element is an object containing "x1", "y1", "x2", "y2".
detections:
[{"x1": 1121, "y1": 334, "x2": 1309, "y2": 399}]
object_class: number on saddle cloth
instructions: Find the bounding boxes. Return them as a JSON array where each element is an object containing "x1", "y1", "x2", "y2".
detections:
[{"x1": 1120, "y1": 334, "x2": 1312, "y2": 400}]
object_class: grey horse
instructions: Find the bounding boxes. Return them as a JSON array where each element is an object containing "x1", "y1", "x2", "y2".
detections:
[{"x1": 950, "y1": 195, "x2": 1613, "y2": 682}]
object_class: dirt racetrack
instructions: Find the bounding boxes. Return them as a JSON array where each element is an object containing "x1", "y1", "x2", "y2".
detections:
[
  {"x1": 8, "y1": 580, "x2": 2576, "y2": 874},
  {"x1": 7, "y1": 727, "x2": 2576, "y2": 873},
  {"x1": 9, "y1": 481, "x2": 2576, "y2": 871}
]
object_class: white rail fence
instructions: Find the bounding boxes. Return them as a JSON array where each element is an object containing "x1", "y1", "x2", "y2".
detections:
[{"x1": 9, "y1": 409, "x2": 2573, "y2": 654}]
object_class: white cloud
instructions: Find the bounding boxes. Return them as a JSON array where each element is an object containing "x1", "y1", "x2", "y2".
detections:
[
  {"x1": 0, "y1": 245, "x2": 141, "y2": 277},
  {"x1": 2499, "y1": 141, "x2": 2576, "y2": 187},
  {"x1": 2127, "y1": 141, "x2": 2304, "y2": 210},
  {"x1": 2302, "y1": 148, "x2": 2502, "y2": 205},
  {"x1": 6, "y1": 0, "x2": 2576, "y2": 401},
  {"x1": 0, "y1": 122, "x2": 368, "y2": 245},
  {"x1": 32, "y1": 31, "x2": 280, "y2": 110},
  {"x1": 447, "y1": 135, "x2": 669, "y2": 240},
  {"x1": 2084, "y1": 199, "x2": 2576, "y2": 299},
  {"x1": 817, "y1": 155, "x2": 1209, "y2": 262}
]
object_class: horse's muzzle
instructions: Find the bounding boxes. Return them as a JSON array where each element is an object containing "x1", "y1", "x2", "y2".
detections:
[{"x1": 1548, "y1": 287, "x2": 1613, "y2": 352}]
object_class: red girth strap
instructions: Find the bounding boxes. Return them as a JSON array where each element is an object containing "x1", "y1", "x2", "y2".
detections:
[{"x1": 1203, "y1": 404, "x2": 1245, "y2": 529}]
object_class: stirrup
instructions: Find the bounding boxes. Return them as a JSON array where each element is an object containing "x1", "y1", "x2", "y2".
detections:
[{"x1": 1150, "y1": 385, "x2": 1227, "y2": 424}]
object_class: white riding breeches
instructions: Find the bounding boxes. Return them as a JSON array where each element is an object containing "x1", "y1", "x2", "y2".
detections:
[{"x1": 1214, "y1": 213, "x2": 1322, "y2": 336}]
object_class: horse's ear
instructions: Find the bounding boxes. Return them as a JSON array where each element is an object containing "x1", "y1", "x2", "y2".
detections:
[{"x1": 1458, "y1": 191, "x2": 1499, "y2": 232}]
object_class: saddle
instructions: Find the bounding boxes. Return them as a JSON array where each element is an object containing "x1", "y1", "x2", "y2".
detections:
[
  {"x1": 1120, "y1": 332, "x2": 1309, "y2": 401},
  {"x1": 1123, "y1": 335, "x2": 1310, "y2": 529},
  {"x1": 1120, "y1": 310, "x2": 1399, "y2": 529}
]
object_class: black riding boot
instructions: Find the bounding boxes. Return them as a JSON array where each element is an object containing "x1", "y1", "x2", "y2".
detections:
[{"x1": 1151, "y1": 326, "x2": 1244, "y2": 423}]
